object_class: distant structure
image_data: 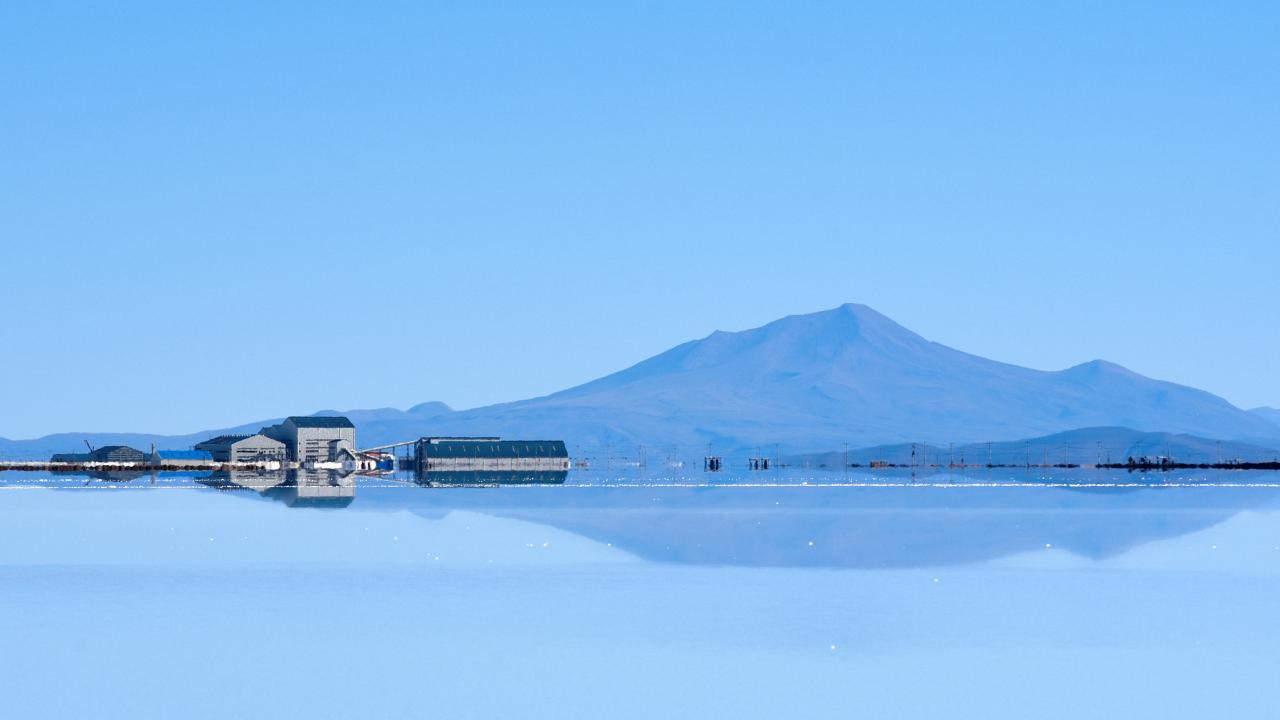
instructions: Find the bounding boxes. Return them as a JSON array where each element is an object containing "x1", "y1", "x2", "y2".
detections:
[
  {"x1": 260, "y1": 416, "x2": 357, "y2": 463},
  {"x1": 50, "y1": 445, "x2": 146, "y2": 464},
  {"x1": 195, "y1": 433, "x2": 287, "y2": 463},
  {"x1": 704, "y1": 456, "x2": 722, "y2": 472},
  {"x1": 414, "y1": 437, "x2": 569, "y2": 472},
  {"x1": 92, "y1": 445, "x2": 147, "y2": 463},
  {"x1": 150, "y1": 449, "x2": 216, "y2": 468}
]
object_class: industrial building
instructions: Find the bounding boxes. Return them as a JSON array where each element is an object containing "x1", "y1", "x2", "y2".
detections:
[
  {"x1": 51, "y1": 445, "x2": 147, "y2": 464},
  {"x1": 414, "y1": 437, "x2": 570, "y2": 472},
  {"x1": 92, "y1": 445, "x2": 147, "y2": 463},
  {"x1": 260, "y1": 416, "x2": 357, "y2": 463},
  {"x1": 194, "y1": 433, "x2": 287, "y2": 463}
]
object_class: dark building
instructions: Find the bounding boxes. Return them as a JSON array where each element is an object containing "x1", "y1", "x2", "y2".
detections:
[
  {"x1": 87, "y1": 445, "x2": 146, "y2": 463},
  {"x1": 414, "y1": 438, "x2": 570, "y2": 472}
]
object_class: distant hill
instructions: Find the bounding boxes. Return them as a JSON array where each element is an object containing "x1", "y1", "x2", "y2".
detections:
[
  {"x1": 790, "y1": 427, "x2": 1280, "y2": 468},
  {"x1": 413, "y1": 304, "x2": 1279, "y2": 452},
  {"x1": 0, "y1": 402, "x2": 453, "y2": 460},
  {"x1": 1250, "y1": 407, "x2": 1280, "y2": 430},
  {"x1": 2, "y1": 303, "x2": 1275, "y2": 457}
]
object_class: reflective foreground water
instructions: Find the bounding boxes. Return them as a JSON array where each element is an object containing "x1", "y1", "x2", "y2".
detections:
[{"x1": 2, "y1": 469, "x2": 1279, "y2": 719}]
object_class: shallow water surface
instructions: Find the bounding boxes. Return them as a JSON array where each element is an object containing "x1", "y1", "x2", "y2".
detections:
[{"x1": 2, "y1": 469, "x2": 1278, "y2": 718}]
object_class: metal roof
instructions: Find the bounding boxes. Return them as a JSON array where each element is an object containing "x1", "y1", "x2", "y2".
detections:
[
  {"x1": 419, "y1": 439, "x2": 568, "y2": 459},
  {"x1": 89, "y1": 446, "x2": 145, "y2": 459},
  {"x1": 157, "y1": 450, "x2": 214, "y2": 461},
  {"x1": 287, "y1": 416, "x2": 355, "y2": 429},
  {"x1": 199, "y1": 434, "x2": 251, "y2": 445}
]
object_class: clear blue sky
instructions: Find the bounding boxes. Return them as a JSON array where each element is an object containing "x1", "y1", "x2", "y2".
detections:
[{"x1": 2, "y1": 1, "x2": 1277, "y2": 438}]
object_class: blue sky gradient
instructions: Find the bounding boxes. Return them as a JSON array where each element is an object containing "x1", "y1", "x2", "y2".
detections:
[{"x1": 2, "y1": 2, "x2": 1277, "y2": 437}]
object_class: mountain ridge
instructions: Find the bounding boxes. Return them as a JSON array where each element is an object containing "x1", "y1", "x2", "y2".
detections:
[
  {"x1": 2, "y1": 303, "x2": 1275, "y2": 456},
  {"x1": 411, "y1": 303, "x2": 1274, "y2": 451},
  {"x1": 1250, "y1": 407, "x2": 1280, "y2": 429},
  {"x1": 790, "y1": 427, "x2": 1280, "y2": 468}
]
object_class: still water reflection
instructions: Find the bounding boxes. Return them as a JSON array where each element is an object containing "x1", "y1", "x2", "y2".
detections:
[
  {"x1": 198, "y1": 468, "x2": 357, "y2": 508},
  {"x1": 3, "y1": 467, "x2": 1280, "y2": 719},
  {"x1": 3, "y1": 467, "x2": 1278, "y2": 570}
]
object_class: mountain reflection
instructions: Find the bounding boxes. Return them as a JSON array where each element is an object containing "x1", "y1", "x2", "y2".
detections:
[
  {"x1": 8, "y1": 466, "x2": 1280, "y2": 569},
  {"x1": 356, "y1": 473, "x2": 1280, "y2": 569}
]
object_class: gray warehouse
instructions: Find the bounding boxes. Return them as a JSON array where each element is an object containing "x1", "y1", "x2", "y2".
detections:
[
  {"x1": 260, "y1": 416, "x2": 357, "y2": 463},
  {"x1": 195, "y1": 433, "x2": 287, "y2": 463}
]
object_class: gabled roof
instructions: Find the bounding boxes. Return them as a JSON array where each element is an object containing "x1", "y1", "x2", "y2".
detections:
[
  {"x1": 287, "y1": 416, "x2": 355, "y2": 429},
  {"x1": 89, "y1": 445, "x2": 145, "y2": 459},
  {"x1": 199, "y1": 434, "x2": 251, "y2": 445}
]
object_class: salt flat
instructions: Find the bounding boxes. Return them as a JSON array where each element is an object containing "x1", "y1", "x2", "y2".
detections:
[{"x1": 2, "y1": 471, "x2": 1278, "y2": 719}]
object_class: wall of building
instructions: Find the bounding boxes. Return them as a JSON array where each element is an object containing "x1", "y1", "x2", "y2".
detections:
[
  {"x1": 291, "y1": 426, "x2": 356, "y2": 463},
  {"x1": 421, "y1": 457, "x2": 571, "y2": 471},
  {"x1": 230, "y1": 436, "x2": 287, "y2": 463}
]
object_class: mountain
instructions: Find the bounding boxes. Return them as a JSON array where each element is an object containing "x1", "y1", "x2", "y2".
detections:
[
  {"x1": 791, "y1": 427, "x2": 1280, "y2": 468},
  {"x1": 1250, "y1": 407, "x2": 1280, "y2": 430},
  {"x1": 313, "y1": 402, "x2": 453, "y2": 425},
  {"x1": 1, "y1": 304, "x2": 1274, "y2": 456},
  {"x1": 413, "y1": 304, "x2": 1276, "y2": 452}
]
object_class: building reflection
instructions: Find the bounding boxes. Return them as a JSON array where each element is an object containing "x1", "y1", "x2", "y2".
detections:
[
  {"x1": 413, "y1": 469, "x2": 568, "y2": 488},
  {"x1": 79, "y1": 469, "x2": 150, "y2": 483},
  {"x1": 198, "y1": 468, "x2": 356, "y2": 508}
]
